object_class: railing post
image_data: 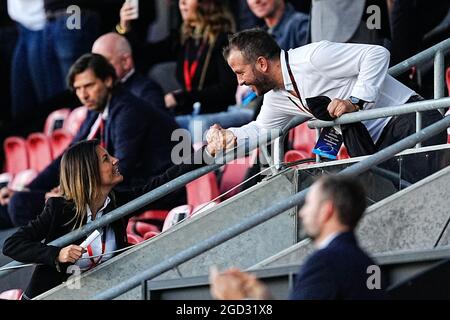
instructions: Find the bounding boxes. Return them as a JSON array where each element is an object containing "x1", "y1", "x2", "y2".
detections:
[
  {"x1": 274, "y1": 137, "x2": 283, "y2": 170},
  {"x1": 315, "y1": 128, "x2": 321, "y2": 163},
  {"x1": 415, "y1": 112, "x2": 422, "y2": 148},
  {"x1": 434, "y1": 50, "x2": 445, "y2": 114}
]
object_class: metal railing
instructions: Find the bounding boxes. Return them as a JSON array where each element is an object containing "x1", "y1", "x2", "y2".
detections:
[
  {"x1": 274, "y1": 37, "x2": 450, "y2": 160},
  {"x1": 94, "y1": 113, "x2": 450, "y2": 300},
  {"x1": 307, "y1": 97, "x2": 450, "y2": 128},
  {"x1": 0, "y1": 116, "x2": 311, "y2": 279}
]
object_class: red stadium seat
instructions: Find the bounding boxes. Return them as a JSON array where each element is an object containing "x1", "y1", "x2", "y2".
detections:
[
  {"x1": 50, "y1": 129, "x2": 73, "y2": 158},
  {"x1": 26, "y1": 133, "x2": 53, "y2": 172},
  {"x1": 133, "y1": 221, "x2": 160, "y2": 237},
  {"x1": 284, "y1": 149, "x2": 311, "y2": 164},
  {"x1": 290, "y1": 122, "x2": 317, "y2": 156},
  {"x1": 63, "y1": 106, "x2": 88, "y2": 136},
  {"x1": 127, "y1": 233, "x2": 144, "y2": 245},
  {"x1": 0, "y1": 289, "x2": 23, "y2": 300},
  {"x1": 44, "y1": 108, "x2": 71, "y2": 136},
  {"x1": 131, "y1": 210, "x2": 169, "y2": 222},
  {"x1": 219, "y1": 157, "x2": 252, "y2": 200},
  {"x1": 186, "y1": 172, "x2": 220, "y2": 208},
  {"x1": 10, "y1": 169, "x2": 38, "y2": 190},
  {"x1": 143, "y1": 231, "x2": 160, "y2": 240},
  {"x1": 4, "y1": 136, "x2": 28, "y2": 175},
  {"x1": 338, "y1": 145, "x2": 350, "y2": 159}
]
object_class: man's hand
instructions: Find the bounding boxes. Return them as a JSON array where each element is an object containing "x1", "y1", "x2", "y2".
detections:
[
  {"x1": 205, "y1": 124, "x2": 237, "y2": 156},
  {"x1": 0, "y1": 187, "x2": 14, "y2": 206},
  {"x1": 45, "y1": 186, "x2": 61, "y2": 202},
  {"x1": 164, "y1": 93, "x2": 177, "y2": 109},
  {"x1": 327, "y1": 98, "x2": 359, "y2": 118},
  {"x1": 209, "y1": 267, "x2": 271, "y2": 300},
  {"x1": 57, "y1": 245, "x2": 85, "y2": 264}
]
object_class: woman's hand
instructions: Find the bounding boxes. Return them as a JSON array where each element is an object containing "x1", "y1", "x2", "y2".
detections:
[
  {"x1": 119, "y1": 1, "x2": 138, "y2": 33},
  {"x1": 0, "y1": 187, "x2": 14, "y2": 206},
  {"x1": 57, "y1": 245, "x2": 85, "y2": 264}
]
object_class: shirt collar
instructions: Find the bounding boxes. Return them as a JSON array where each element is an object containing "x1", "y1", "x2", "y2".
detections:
[
  {"x1": 316, "y1": 231, "x2": 342, "y2": 250},
  {"x1": 101, "y1": 100, "x2": 110, "y2": 120},
  {"x1": 86, "y1": 196, "x2": 111, "y2": 222},
  {"x1": 120, "y1": 68, "x2": 135, "y2": 83},
  {"x1": 280, "y1": 49, "x2": 294, "y2": 92}
]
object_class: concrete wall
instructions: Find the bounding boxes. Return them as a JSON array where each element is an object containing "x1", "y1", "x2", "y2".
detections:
[{"x1": 37, "y1": 171, "x2": 298, "y2": 300}]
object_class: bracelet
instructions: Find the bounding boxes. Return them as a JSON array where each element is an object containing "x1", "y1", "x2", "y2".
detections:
[{"x1": 115, "y1": 23, "x2": 128, "y2": 35}]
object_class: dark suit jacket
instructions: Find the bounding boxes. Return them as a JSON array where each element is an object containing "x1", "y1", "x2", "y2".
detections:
[
  {"x1": 127, "y1": 31, "x2": 237, "y2": 115},
  {"x1": 122, "y1": 71, "x2": 166, "y2": 113},
  {"x1": 28, "y1": 86, "x2": 180, "y2": 191},
  {"x1": 3, "y1": 157, "x2": 208, "y2": 299},
  {"x1": 289, "y1": 232, "x2": 386, "y2": 300}
]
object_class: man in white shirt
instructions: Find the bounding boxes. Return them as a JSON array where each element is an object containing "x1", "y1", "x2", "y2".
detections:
[{"x1": 206, "y1": 29, "x2": 445, "y2": 157}]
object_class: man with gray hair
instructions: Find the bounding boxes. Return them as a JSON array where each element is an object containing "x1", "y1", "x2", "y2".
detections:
[{"x1": 92, "y1": 32, "x2": 166, "y2": 112}]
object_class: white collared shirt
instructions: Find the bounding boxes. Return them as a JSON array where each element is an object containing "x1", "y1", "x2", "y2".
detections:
[
  {"x1": 230, "y1": 41, "x2": 415, "y2": 145},
  {"x1": 87, "y1": 102, "x2": 110, "y2": 140},
  {"x1": 74, "y1": 196, "x2": 117, "y2": 271},
  {"x1": 7, "y1": 0, "x2": 46, "y2": 30},
  {"x1": 316, "y1": 232, "x2": 342, "y2": 250},
  {"x1": 120, "y1": 68, "x2": 135, "y2": 83}
]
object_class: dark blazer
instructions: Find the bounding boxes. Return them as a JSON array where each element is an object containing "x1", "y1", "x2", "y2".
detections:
[
  {"x1": 122, "y1": 71, "x2": 166, "y2": 113},
  {"x1": 172, "y1": 32, "x2": 238, "y2": 115},
  {"x1": 127, "y1": 31, "x2": 237, "y2": 115},
  {"x1": 28, "y1": 86, "x2": 180, "y2": 191},
  {"x1": 3, "y1": 157, "x2": 209, "y2": 299},
  {"x1": 289, "y1": 232, "x2": 386, "y2": 300}
]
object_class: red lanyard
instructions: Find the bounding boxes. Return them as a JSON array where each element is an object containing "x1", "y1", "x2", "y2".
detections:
[
  {"x1": 183, "y1": 38, "x2": 207, "y2": 92},
  {"x1": 87, "y1": 230, "x2": 106, "y2": 270},
  {"x1": 99, "y1": 117, "x2": 106, "y2": 148},
  {"x1": 284, "y1": 51, "x2": 312, "y2": 115}
]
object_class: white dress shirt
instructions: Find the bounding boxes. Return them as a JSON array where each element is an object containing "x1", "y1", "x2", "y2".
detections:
[
  {"x1": 230, "y1": 41, "x2": 415, "y2": 145},
  {"x1": 74, "y1": 197, "x2": 117, "y2": 271},
  {"x1": 7, "y1": 0, "x2": 46, "y2": 30}
]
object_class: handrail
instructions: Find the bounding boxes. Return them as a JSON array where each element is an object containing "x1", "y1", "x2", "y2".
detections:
[
  {"x1": 0, "y1": 116, "x2": 310, "y2": 279},
  {"x1": 307, "y1": 97, "x2": 450, "y2": 129},
  {"x1": 275, "y1": 38, "x2": 450, "y2": 160},
  {"x1": 93, "y1": 115, "x2": 450, "y2": 300}
]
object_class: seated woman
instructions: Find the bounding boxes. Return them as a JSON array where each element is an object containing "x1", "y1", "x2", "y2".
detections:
[
  {"x1": 118, "y1": 0, "x2": 253, "y2": 143},
  {"x1": 2, "y1": 139, "x2": 221, "y2": 299}
]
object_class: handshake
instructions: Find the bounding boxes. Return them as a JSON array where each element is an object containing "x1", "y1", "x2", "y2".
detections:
[{"x1": 205, "y1": 124, "x2": 237, "y2": 157}]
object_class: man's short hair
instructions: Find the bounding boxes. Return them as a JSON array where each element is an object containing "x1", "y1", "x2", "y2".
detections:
[
  {"x1": 67, "y1": 53, "x2": 117, "y2": 90},
  {"x1": 318, "y1": 175, "x2": 367, "y2": 229},
  {"x1": 223, "y1": 28, "x2": 281, "y2": 63}
]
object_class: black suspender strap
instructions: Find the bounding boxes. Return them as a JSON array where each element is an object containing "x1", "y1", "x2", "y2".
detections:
[{"x1": 284, "y1": 50, "x2": 311, "y2": 115}]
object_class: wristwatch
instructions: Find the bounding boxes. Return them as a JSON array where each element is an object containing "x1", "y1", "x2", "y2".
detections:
[{"x1": 349, "y1": 96, "x2": 366, "y2": 111}]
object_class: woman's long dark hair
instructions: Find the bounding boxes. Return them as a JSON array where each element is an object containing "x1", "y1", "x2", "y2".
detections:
[{"x1": 181, "y1": 0, "x2": 236, "y2": 44}]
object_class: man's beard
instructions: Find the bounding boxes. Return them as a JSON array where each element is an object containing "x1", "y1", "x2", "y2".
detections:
[
  {"x1": 252, "y1": 69, "x2": 276, "y2": 96},
  {"x1": 92, "y1": 92, "x2": 109, "y2": 112}
]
